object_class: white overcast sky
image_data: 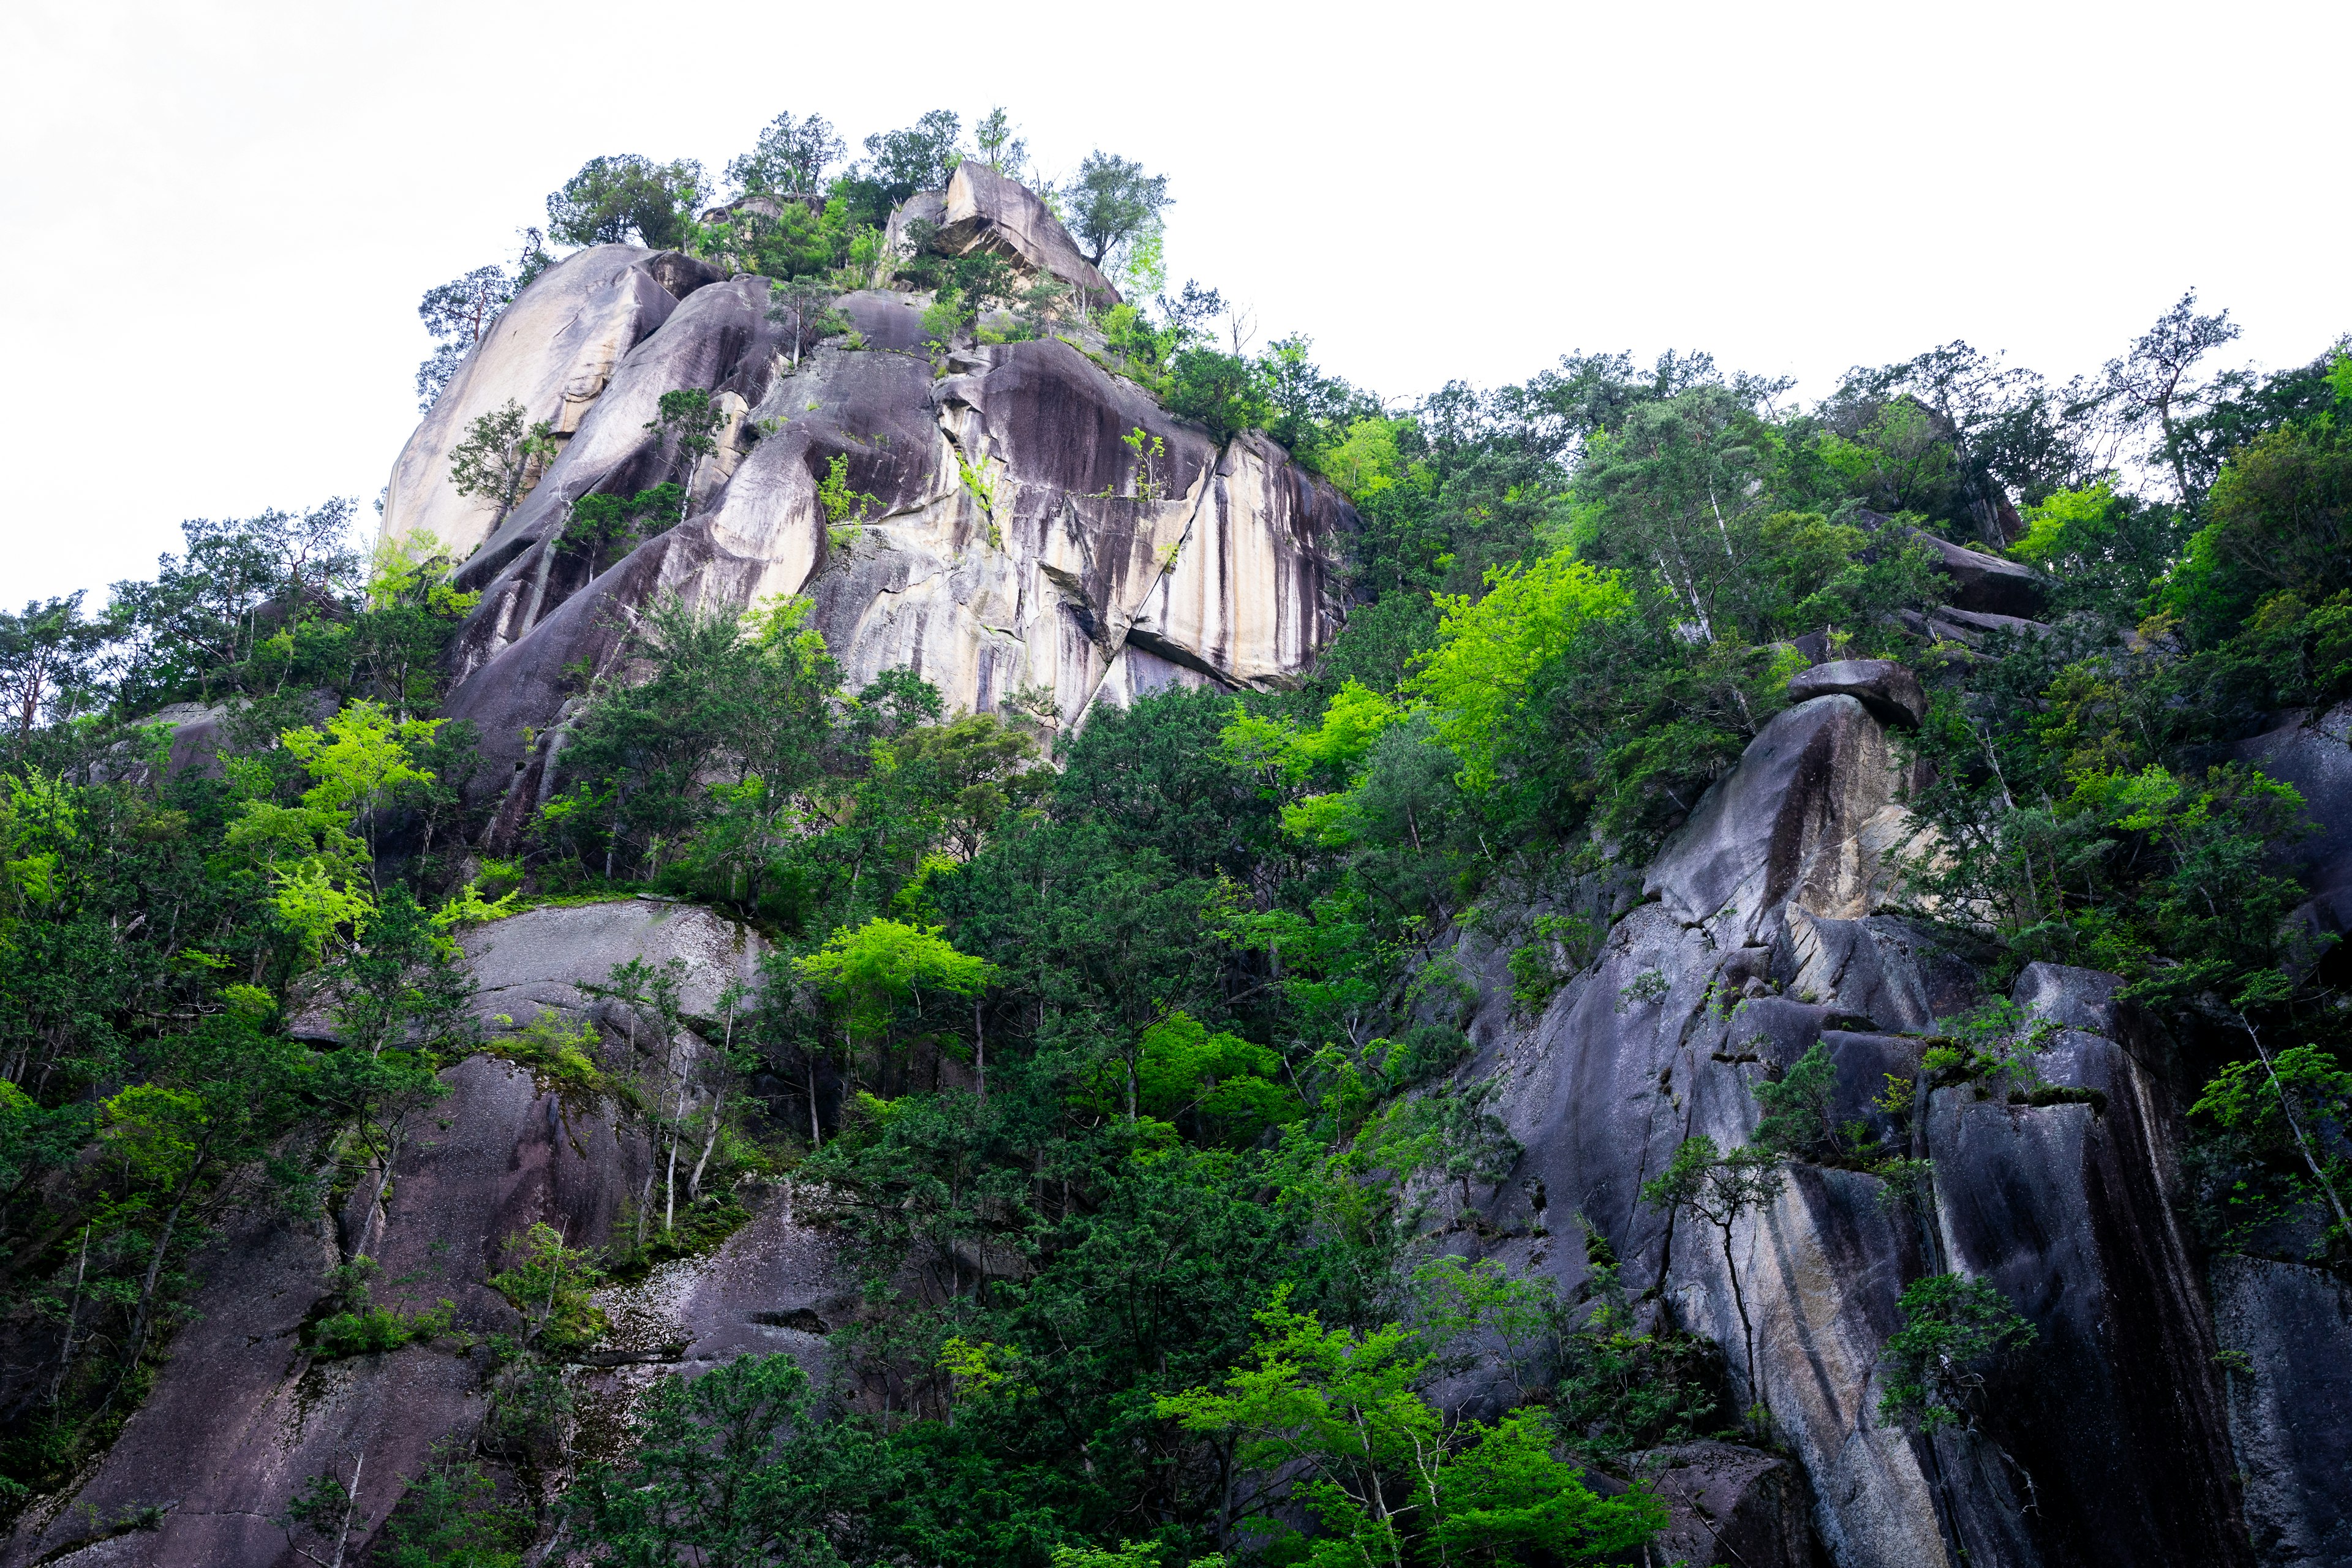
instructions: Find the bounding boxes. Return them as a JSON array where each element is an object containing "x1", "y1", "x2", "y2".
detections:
[{"x1": 3, "y1": 0, "x2": 2345, "y2": 605}]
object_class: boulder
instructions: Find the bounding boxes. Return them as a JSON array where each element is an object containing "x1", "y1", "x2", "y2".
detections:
[
  {"x1": 1470, "y1": 685, "x2": 2269, "y2": 1565},
  {"x1": 931, "y1": 162, "x2": 1119, "y2": 305},
  {"x1": 1628, "y1": 1442, "x2": 1825, "y2": 1568},
  {"x1": 1787, "y1": 658, "x2": 1927, "y2": 727},
  {"x1": 1908, "y1": 529, "x2": 2048, "y2": 619}
]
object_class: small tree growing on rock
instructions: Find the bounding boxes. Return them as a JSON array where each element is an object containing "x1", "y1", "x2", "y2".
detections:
[
  {"x1": 448, "y1": 399, "x2": 556, "y2": 523},
  {"x1": 1640, "y1": 1133, "x2": 1785, "y2": 1417},
  {"x1": 644, "y1": 389, "x2": 725, "y2": 521},
  {"x1": 1876, "y1": 1270, "x2": 2038, "y2": 1434}
]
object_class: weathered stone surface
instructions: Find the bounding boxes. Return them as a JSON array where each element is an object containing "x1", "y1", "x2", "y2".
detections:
[
  {"x1": 430, "y1": 322, "x2": 1352, "y2": 839},
  {"x1": 2212, "y1": 1254, "x2": 2352, "y2": 1566},
  {"x1": 930, "y1": 162, "x2": 1118, "y2": 304},
  {"x1": 2236, "y1": 700, "x2": 2352, "y2": 971},
  {"x1": 1644, "y1": 694, "x2": 1914, "y2": 948},
  {"x1": 1, "y1": 902, "x2": 829, "y2": 1568},
  {"x1": 1471, "y1": 689, "x2": 2269, "y2": 1565},
  {"x1": 384, "y1": 246, "x2": 685, "y2": 562},
  {"x1": 1908, "y1": 529, "x2": 2048, "y2": 619},
  {"x1": 1782, "y1": 913, "x2": 1979, "y2": 1031},
  {"x1": 1920, "y1": 964, "x2": 2250, "y2": 1566},
  {"x1": 1787, "y1": 658, "x2": 1926, "y2": 728},
  {"x1": 466, "y1": 897, "x2": 763, "y2": 1028},
  {"x1": 1630, "y1": 1442, "x2": 1825, "y2": 1568}
]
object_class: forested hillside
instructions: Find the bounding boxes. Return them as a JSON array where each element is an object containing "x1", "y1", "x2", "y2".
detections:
[{"x1": 4, "y1": 106, "x2": 2350, "y2": 1568}]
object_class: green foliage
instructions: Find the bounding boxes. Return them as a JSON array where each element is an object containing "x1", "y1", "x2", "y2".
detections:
[
  {"x1": 1553, "y1": 1264, "x2": 1729, "y2": 1458},
  {"x1": 2192, "y1": 1042, "x2": 2352, "y2": 1252},
  {"x1": 307, "y1": 1254, "x2": 455, "y2": 1360},
  {"x1": 796, "y1": 917, "x2": 994, "y2": 1042},
  {"x1": 379, "y1": 1445, "x2": 530, "y2": 1568},
  {"x1": 562, "y1": 484, "x2": 684, "y2": 573},
  {"x1": 1156, "y1": 1289, "x2": 1664, "y2": 1566},
  {"x1": 726, "y1": 109, "x2": 843, "y2": 197},
  {"x1": 564, "y1": 1353, "x2": 899, "y2": 1567},
  {"x1": 1068, "y1": 151, "x2": 1170, "y2": 271},
  {"x1": 546, "y1": 153, "x2": 706, "y2": 249},
  {"x1": 487, "y1": 1222, "x2": 608, "y2": 1355},
  {"x1": 1875, "y1": 1272, "x2": 2037, "y2": 1434},
  {"x1": 448, "y1": 400, "x2": 556, "y2": 522}
]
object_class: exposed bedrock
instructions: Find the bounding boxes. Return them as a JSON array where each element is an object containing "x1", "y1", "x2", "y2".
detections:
[
  {"x1": 1465, "y1": 684, "x2": 2270, "y2": 1566},
  {"x1": 2, "y1": 902, "x2": 839, "y2": 1568},
  {"x1": 406, "y1": 290, "x2": 1350, "y2": 837},
  {"x1": 383, "y1": 173, "x2": 1344, "y2": 827},
  {"x1": 384, "y1": 245, "x2": 720, "y2": 564}
]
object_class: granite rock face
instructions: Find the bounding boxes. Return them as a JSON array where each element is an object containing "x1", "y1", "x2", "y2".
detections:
[
  {"x1": 1470, "y1": 684, "x2": 2270, "y2": 1566},
  {"x1": 2, "y1": 902, "x2": 840, "y2": 1568},
  {"x1": 1786, "y1": 658, "x2": 1927, "y2": 728},
  {"x1": 383, "y1": 273, "x2": 1345, "y2": 832},
  {"x1": 384, "y1": 246, "x2": 709, "y2": 564},
  {"x1": 382, "y1": 183, "x2": 1352, "y2": 826}
]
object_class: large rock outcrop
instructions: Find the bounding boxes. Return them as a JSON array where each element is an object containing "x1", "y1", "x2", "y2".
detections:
[
  {"x1": 384, "y1": 246, "x2": 724, "y2": 564},
  {"x1": 1466, "y1": 679, "x2": 2269, "y2": 1566},
  {"x1": 3, "y1": 902, "x2": 838, "y2": 1568},
  {"x1": 382, "y1": 178, "x2": 1352, "y2": 826}
]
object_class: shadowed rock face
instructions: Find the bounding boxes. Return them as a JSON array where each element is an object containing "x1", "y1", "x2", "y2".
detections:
[
  {"x1": 2, "y1": 902, "x2": 840, "y2": 1568},
  {"x1": 383, "y1": 198, "x2": 1352, "y2": 826},
  {"x1": 1469, "y1": 679, "x2": 2274, "y2": 1567}
]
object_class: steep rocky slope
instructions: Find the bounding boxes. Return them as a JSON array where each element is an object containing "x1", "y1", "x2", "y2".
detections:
[
  {"x1": 17, "y1": 168, "x2": 2352, "y2": 1568},
  {"x1": 383, "y1": 171, "x2": 1355, "y2": 837},
  {"x1": 3, "y1": 900, "x2": 835, "y2": 1568}
]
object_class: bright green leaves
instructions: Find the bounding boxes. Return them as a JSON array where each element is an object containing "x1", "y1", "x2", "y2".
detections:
[
  {"x1": 1156, "y1": 1289, "x2": 1662, "y2": 1567},
  {"x1": 2192, "y1": 1043, "x2": 2352, "y2": 1249},
  {"x1": 281, "y1": 699, "x2": 442, "y2": 821},
  {"x1": 227, "y1": 700, "x2": 443, "y2": 960},
  {"x1": 1075, "y1": 1010, "x2": 1298, "y2": 1144},
  {"x1": 796, "y1": 917, "x2": 993, "y2": 1042},
  {"x1": 1407, "y1": 552, "x2": 1630, "y2": 792},
  {"x1": 488, "y1": 1221, "x2": 609, "y2": 1355}
]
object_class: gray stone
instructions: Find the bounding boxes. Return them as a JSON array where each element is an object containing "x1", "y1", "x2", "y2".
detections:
[
  {"x1": 930, "y1": 163, "x2": 1118, "y2": 306},
  {"x1": 1645, "y1": 694, "x2": 1913, "y2": 948},
  {"x1": 1917, "y1": 972, "x2": 2249, "y2": 1567},
  {"x1": 1624, "y1": 1442, "x2": 1824, "y2": 1568},
  {"x1": 2212, "y1": 1254, "x2": 2352, "y2": 1566},
  {"x1": 423, "y1": 320, "x2": 1354, "y2": 837},
  {"x1": 1786, "y1": 658, "x2": 1927, "y2": 728},
  {"x1": 384, "y1": 245, "x2": 682, "y2": 562},
  {"x1": 2236, "y1": 701, "x2": 2352, "y2": 971},
  {"x1": 1907, "y1": 529, "x2": 2049, "y2": 619},
  {"x1": 1, "y1": 902, "x2": 831, "y2": 1568}
]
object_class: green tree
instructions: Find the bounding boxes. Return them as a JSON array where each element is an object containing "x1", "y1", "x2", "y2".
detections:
[
  {"x1": 1638, "y1": 1134, "x2": 1784, "y2": 1410},
  {"x1": 564, "y1": 1353, "x2": 897, "y2": 1567},
  {"x1": 448, "y1": 400, "x2": 557, "y2": 525},
  {"x1": 1069, "y1": 152, "x2": 1170, "y2": 271},
  {"x1": 1156, "y1": 1290, "x2": 1661, "y2": 1566},
  {"x1": 726, "y1": 110, "x2": 843, "y2": 197},
  {"x1": 546, "y1": 154, "x2": 707, "y2": 249},
  {"x1": 1875, "y1": 1272, "x2": 2037, "y2": 1434},
  {"x1": 644, "y1": 389, "x2": 724, "y2": 521}
]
